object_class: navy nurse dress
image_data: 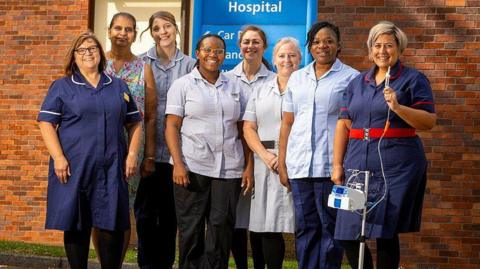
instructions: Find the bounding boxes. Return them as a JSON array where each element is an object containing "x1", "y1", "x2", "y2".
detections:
[
  {"x1": 334, "y1": 61, "x2": 435, "y2": 240},
  {"x1": 38, "y1": 71, "x2": 141, "y2": 232}
]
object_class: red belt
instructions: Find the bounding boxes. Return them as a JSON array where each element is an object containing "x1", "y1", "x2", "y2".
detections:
[{"x1": 349, "y1": 128, "x2": 416, "y2": 140}]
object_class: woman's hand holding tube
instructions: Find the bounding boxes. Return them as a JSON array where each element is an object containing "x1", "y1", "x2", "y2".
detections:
[
  {"x1": 383, "y1": 87, "x2": 399, "y2": 111},
  {"x1": 383, "y1": 86, "x2": 437, "y2": 130}
]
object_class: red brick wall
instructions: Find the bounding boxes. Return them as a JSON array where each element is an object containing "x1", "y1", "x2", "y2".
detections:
[
  {"x1": 0, "y1": 0, "x2": 479, "y2": 268},
  {"x1": 0, "y1": 0, "x2": 90, "y2": 244}
]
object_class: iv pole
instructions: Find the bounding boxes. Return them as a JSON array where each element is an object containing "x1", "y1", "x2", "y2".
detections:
[
  {"x1": 358, "y1": 170, "x2": 370, "y2": 269},
  {"x1": 358, "y1": 67, "x2": 390, "y2": 269}
]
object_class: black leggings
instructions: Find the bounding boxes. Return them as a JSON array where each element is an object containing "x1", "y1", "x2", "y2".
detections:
[
  {"x1": 232, "y1": 230, "x2": 285, "y2": 269},
  {"x1": 64, "y1": 229, "x2": 124, "y2": 269},
  {"x1": 231, "y1": 229, "x2": 250, "y2": 269},
  {"x1": 340, "y1": 234, "x2": 400, "y2": 269},
  {"x1": 258, "y1": 232, "x2": 285, "y2": 269}
]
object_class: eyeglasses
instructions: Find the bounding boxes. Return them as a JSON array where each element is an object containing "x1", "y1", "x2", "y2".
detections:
[
  {"x1": 75, "y1": 46, "x2": 98, "y2": 55},
  {"x1": 311, "y1": 39, "x2": 336, "y2": 47},
  {"x1": 200, "y1": 47, "x2": 225, "y2": 55}
]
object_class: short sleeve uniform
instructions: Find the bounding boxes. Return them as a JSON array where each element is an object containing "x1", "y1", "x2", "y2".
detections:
[
  {"x1": 282, "y1": 59, "x2": 359, "y2": 179},
  {"x1": 38, "y1": 71, "x2": 141, "y2": 231},
  {"x1": 140, "y1": 47, "x2": 196, "y2": 163},
  {"x1": 335, "y1": 61, "x2": 435, "y2": 240},
  {"x1": 165, "y1": 67, "x2": 246, "y2": 179},
  {"x1": 224, "y1": 62, "x2": 276, "y2": 229},
  {"x1": 243, "y1": 76, "x2": 295, "y2": 233}
]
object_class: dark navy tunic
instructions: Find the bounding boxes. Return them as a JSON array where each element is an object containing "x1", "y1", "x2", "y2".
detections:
[
  {"x1": 38, "y1": 71, "x2": 141, "y2": 231},
  {"x1": 334, "y1": 61, "x2": 435, "y2": 240}
]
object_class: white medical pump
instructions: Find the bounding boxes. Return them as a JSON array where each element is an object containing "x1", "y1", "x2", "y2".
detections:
[{"x1": 327, "y1": 184, "x2": 366, "y2": 211}]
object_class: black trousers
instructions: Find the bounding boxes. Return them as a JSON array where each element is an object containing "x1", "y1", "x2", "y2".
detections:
[
  {"x1": 134, "y1": 163, "x2": 177, "y2": 269},
  {"x1": 174, "y1": 172, "x2": 242, "y2": 269}
]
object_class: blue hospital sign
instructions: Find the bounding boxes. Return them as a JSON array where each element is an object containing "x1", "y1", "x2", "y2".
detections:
[{"x1": 191, "y1": 0, "x2": 317, "y2": 71}]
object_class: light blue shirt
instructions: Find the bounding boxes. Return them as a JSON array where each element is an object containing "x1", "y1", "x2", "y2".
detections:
[
  {"x1": 165, "y1": 67, "x2": 247, "y2": 178},
  {"x1": 224, "y1": 62, "x2": 276, "y2": 101},
  {"x1": 282, "y1": 59, "x2": 359, "y2": 179},
  {"x1": 140, "y1": 47, "x2": 196, "y2": 163}
]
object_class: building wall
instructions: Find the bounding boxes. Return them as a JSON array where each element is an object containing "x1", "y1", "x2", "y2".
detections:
[
  {"x1": 0, "y1": 0, "x2": 479, "y2": 268},
  {"x1": 0, "y1": 0, "x2": 90, "y2": 244}
]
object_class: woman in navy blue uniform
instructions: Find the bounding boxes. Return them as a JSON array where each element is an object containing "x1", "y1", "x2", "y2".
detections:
[
  {"x1": 38, "y1": 31, "x2": 142, "y2": 269},
  {"x1": 332, "y1": 21, "x2": 436, "y2": 269}
]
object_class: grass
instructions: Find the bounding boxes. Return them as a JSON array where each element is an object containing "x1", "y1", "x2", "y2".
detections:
[
  {"x1": 0, "y1": 240, "x2": 351, "y2": 268},
  {"x1": 0, "y1": 240, "x2": 137, "y2": 263}
]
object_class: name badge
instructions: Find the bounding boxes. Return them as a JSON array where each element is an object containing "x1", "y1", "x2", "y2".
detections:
[{"x1": 124, "y1": 92, "x2": 130, "y2": 102}]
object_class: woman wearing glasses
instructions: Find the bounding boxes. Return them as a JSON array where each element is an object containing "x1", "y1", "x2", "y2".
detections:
[
  {"x1": 277, "y1": 21, "x2": 359, "y2": 269},
  {"x1": 224, "y1": 25, "x2": 275, "y2": 269},
  {"x1": 38, "y1": 31, "x2": 142, "y2": 269},
  {"x1": 165, "y1": 34, "x2": 251, "y2": 269}
]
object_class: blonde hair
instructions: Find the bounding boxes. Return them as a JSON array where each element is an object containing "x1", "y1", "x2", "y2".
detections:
[
  {"x1": 272, "y1": 37, "x2": 302, "y2": 67},
  {"x1": 367, "y1": 21, "x2": 408, "y2": 57}
]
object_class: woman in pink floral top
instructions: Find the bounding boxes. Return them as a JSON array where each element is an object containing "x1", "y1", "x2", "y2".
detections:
[{"x1": 93, "y1": 12, "x2": 157, "y2": 268}]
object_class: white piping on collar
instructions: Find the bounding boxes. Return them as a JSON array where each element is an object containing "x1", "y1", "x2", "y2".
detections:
[
  {"x1": 71, "y1": 75, "x2": 86, "y2": 85},
  {"x1": 71, "y1": 73, "x2": 112, "y2": 86},
  {"x1": 103, "y1": 74, "x2": 112, "y2": 85}
]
